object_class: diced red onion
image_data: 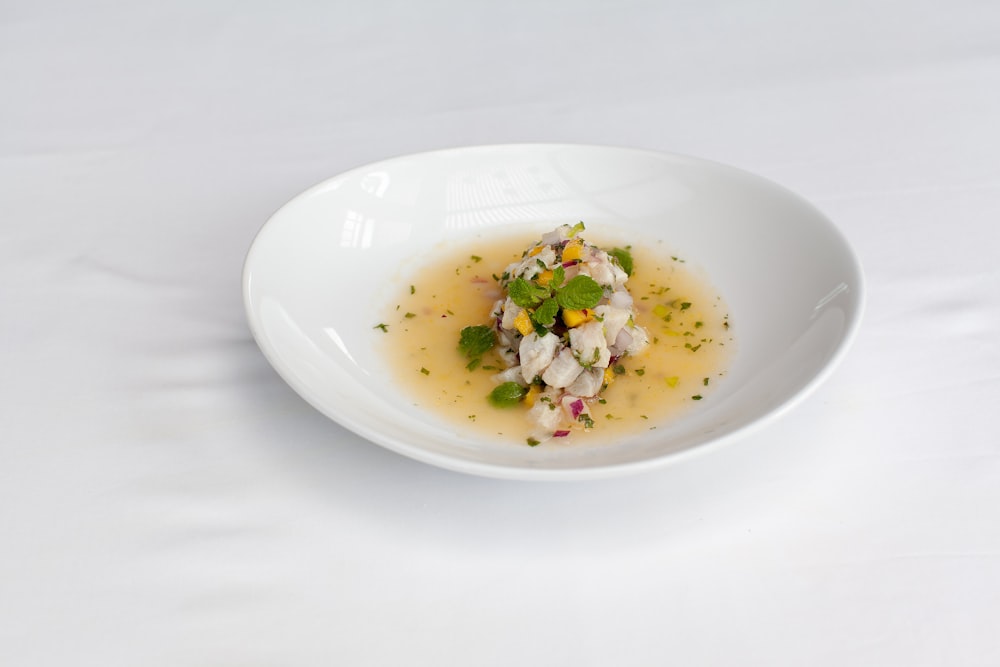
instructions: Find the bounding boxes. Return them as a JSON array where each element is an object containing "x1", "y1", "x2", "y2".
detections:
[
  {"x1": 553, "y1": 430, "x2": 570, "y2": 438},
  {"x1": 570, "y1": 399, "x2": 584, "y2": 418}
]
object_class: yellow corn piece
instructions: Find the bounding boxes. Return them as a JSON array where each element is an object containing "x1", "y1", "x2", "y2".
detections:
[
  {"x1": 665, "y1": 376, "x2": 680, "y2": 387},
  {"x1": 524, "y1": 384, "x2": 541, "y2": 407},
  {"x1": 514, "y1": 310, "x2": 534, "y2": 336},
  {"x1": 536, "y1": 269, "x2": 554, "y2": 286},
  {"x1": 603, "y1": 367, "x2": 616, "y2": 387},
  {"x1": 528, "y1": 245, "x2": 544, "y2": 257},
  {"x1": 561, "y1": 240, "x2": 584, "y2": 263},
  {"x1": 562, "y1": 308, "x2": 593, "y2": 328}
]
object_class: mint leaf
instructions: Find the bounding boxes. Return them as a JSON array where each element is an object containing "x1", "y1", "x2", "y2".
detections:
[
  {"x1": 458, "y1": 325, "x2": 495, "y2": 359},
  {"x1": 608, "y1": 247, "x2": 633, "y2": 276},
  {"x1": 532, "y1": 297, "x2": 559, "y2": 327},
  {"x1": 550, "y1": 265, "x2": 565, "y2": 289},
  {"x1": 556, "y1": 274, "x2": 603, "y2": 310},
  {"x1": 508, "y1": 277, "x2": 547, "y2": 308},
  {"x1": 488, "y1": 382, "x2": 527, "y2": 407}
]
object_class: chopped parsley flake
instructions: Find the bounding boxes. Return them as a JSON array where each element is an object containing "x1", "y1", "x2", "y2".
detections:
[{"x1": 373, "y1": 323, "x2": 389, "y2": 332}]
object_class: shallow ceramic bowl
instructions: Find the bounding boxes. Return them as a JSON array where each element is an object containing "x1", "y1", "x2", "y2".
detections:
[{"x1": 243, "y1": 144, "x2": 864, "y2": 480}]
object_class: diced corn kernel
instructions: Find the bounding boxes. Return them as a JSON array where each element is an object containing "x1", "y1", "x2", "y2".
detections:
[
  {"x1": 665, "y1": 376, "x2": 680, "y2": 387},
  {"x1": 524, "y1": 384, "x2": 541, "y2": 407},
  {"x1": 562, "y1": 308, "x2": 593, "y2": 328},
  {"x1": 528, "y1": 245, "x2": 544, "y2": 257},
  {"x1": 514, "y1": 310, "x2": 534, "y2": 336},
  {"x1": 603, "y1": 367, "x2": 616, "y2": 386},
  {"x1": 536, "y1": 269, "x2": 554, "y2": 286},
  {"x1": 561, "y1": 241, "x2": 584, "y2": 263}
]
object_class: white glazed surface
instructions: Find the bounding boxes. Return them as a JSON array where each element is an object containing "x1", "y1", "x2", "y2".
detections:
[{"x1": 244, "y1": 144, "x2": 864, "y2": 479}]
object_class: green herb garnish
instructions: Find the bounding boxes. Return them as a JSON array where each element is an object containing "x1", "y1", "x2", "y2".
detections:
[
  {"x1": 549, "y1": 265, "x2": 565, "y2": 289},
  {"x1": 532, "y1": 297, "x2": 560, "y2": 327},
  {"x1": 489, "y1": 382, "x2": 527, "y2": 407},
  {"x1": 608, "y1": 247, "x2": 634, "y2": 276},
  {"x1": 508, "y1": 277, "x2": 549, "y2": 308},
  {"x1": 459, "y1": 325, "x2": 494, "y2": 357},
  {"x1": 373, "y1": 323, "x2": 389, "y2": 332},
  {"x1": 556, "y1": 274, "x2": 602, "y2": 310},
  {"x1": 458, "y1": 325, "x2": 495, "y2": 368}
]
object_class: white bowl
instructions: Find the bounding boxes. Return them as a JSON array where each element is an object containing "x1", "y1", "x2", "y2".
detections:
[{"x1": 243, "y1": 144, "x2": 864, "y2": 480}]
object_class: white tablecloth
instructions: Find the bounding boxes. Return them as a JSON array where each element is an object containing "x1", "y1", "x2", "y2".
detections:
[{"x1": 4, "y1": 1, "x2": 999, "y2": 664}]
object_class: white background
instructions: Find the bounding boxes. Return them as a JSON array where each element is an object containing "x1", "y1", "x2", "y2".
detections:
[{"x1": 3, "y1": 1, "x2": 999, "y2": 664}]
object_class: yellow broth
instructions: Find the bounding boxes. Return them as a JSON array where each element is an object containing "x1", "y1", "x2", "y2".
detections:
[{"x1": 378, "y1": 232, "x2": 733, "y2": 444}]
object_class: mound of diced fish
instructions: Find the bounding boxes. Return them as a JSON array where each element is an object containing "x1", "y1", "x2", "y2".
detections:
[{"x1": 489, "y1": 225, "x2": 649, "y2": 440}]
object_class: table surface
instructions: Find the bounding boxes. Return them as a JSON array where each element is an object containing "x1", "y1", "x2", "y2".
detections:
[{"x1": 4, "y1": 1, "x2": 999, "y2": 665}]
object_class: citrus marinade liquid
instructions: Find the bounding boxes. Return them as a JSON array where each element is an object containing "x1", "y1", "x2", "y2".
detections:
[{"x1": 380, "y1": 233, "x2": 733, "y2": 444}]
